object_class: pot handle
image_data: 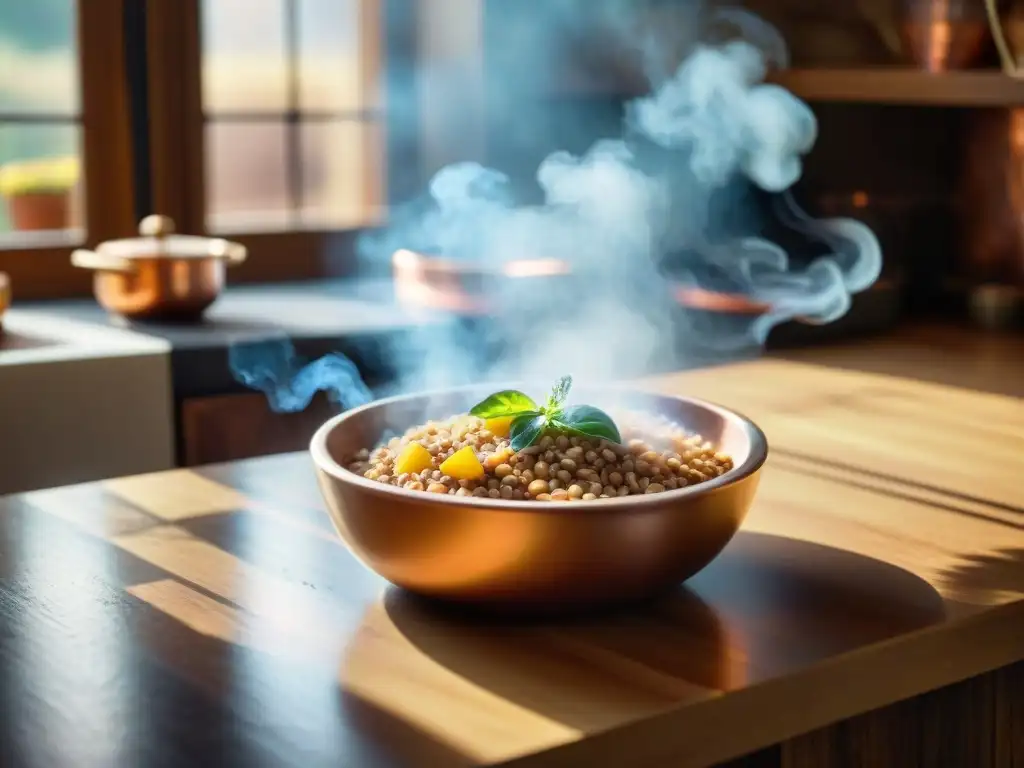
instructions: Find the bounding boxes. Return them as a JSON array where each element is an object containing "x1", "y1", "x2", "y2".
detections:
[
  {"x1": 71, "y1": 249, "x2": 135, "y2": 273},
  {"x1": 985, "y1": 0, "x2": 1022, "y2": 78},
  {"x1": 209, "y1": 238, "x2": 248, "y2": 267}
]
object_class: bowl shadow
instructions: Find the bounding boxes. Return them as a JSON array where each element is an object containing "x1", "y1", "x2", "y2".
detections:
[
  {"x1": 352, "y1": 531, "x2": 948, "y2": 737},
  {"x1": 687, "y1": 530, "x2": 949, "y2": 676}
]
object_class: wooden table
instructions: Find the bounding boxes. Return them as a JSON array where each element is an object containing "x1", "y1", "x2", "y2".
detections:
[{"x1": 1, "y1": 343, "x2": 1023, "y2": 767}]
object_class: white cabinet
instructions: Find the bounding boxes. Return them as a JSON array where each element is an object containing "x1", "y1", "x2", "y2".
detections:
[{"x1": 0, "y1": 310, "x2": 175, "y2": 494}]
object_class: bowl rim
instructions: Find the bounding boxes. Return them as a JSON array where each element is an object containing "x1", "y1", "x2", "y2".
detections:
[{"x1": 310, "y1": 383, "x2": 768, "y2": 513}]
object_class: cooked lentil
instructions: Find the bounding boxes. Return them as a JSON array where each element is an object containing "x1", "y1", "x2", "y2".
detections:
[{"x1": 346, "y1": 411, "x2": 734, "y2": 502}]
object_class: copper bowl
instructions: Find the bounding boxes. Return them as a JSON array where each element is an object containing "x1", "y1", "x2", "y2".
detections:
[{"x1": 311, "y1": 386, "x2": 767, "y2": 612}]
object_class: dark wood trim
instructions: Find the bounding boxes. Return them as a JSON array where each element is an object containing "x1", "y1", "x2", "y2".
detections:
[
  {"x1": 146, "y1": 0, "x2": 205, "y2": 235},
  {"x1": 0, "y1": 0, "x2": 136, "y2": 301},
  {"x1": 219, "y1": 229, "x2": 371, "y2": 284},
  {"x1": 79, "y1": 0, "x2": 136, "y2": 242},
  {"x1": 123, "y1": 0, "x2": 153, "y2": 221},
  {"x1": 361, "y1": 0, "x2": 386, "y2": 211},
  {"x1": 3, "y1": 0, "x2": 411, "y2": 301},
  {"x1": 180, "y1": 392, "x2": 338, "y2": 467},
  {"x1": 0, "y1": 246, "x2": 92, "y2": 301},
  {"x1": 142, "y1": 0, "x2": 400, "y2": 283},
  {"x1": 778, "y1": 660, "x2": 1024, "y2": 768}
]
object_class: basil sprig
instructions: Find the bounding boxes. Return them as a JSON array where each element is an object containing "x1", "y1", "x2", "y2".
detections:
[{"x1": 469, "y1": 376, "x2": 621, "y2": 452}]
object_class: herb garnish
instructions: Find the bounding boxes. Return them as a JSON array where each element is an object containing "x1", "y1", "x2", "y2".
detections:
[{"x1": 470, "y1": 376, "x2": 621, "y2": 452}]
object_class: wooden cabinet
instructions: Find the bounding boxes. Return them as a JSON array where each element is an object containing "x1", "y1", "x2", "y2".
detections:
[{"x1": 180, "y1": 392, "x2": 338, "y2": 466}]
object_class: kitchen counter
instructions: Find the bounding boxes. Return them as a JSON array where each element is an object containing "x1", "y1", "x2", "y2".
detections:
[
  {"x1": 1, "y1": 355, "x2": 1021, "y2": 767},
  {"x1": 32, "y1": 279, "x2": 445, "y2": 399},
  {"x1": 20, "y1": 277, "x2": 905, "y2": 400}
]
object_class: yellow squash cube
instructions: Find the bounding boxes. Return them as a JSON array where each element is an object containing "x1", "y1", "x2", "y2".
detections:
[
  {"x1": 485, "y1": 416, "x2": 514, "y2": 438},
  {"x1": 439, "y1": 446, "x2": 485, "y2": 481},
  {"x1": 395, "y1": 442, "x2": 433, "y2": 475}
]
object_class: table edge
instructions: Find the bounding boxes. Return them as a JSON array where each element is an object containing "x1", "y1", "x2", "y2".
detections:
[{"x1": 494, "y1": 599, "x2": 1024, "y2": 768}]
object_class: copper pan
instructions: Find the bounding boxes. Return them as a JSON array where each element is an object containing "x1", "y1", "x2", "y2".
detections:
[
  {"x1": 71, "y1": 215, "x2": 247, "y2": 321},
  {"x1": 391, "y1": 248, "x2": 571, "y2": 315}
]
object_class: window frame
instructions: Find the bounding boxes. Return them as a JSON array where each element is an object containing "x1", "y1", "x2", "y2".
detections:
[
  {"x1": 0, "y1": 0, "x2": 137, "y2": 300},
  {"x1": 145, "y1": 0, "x2": 418, "y2": 284}
]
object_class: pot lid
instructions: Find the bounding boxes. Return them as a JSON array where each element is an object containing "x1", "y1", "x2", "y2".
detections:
[{"x1": 95, "y1": 215, "x2": 245, "y2": 260}]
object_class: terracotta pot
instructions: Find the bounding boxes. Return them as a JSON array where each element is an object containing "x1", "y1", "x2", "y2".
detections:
[
  {"x1": 6, "y1": 191, "x2": 70, "y2": 231},
  {"x1": 0, "y1": 271, "x2": 9, "y2": 335}
]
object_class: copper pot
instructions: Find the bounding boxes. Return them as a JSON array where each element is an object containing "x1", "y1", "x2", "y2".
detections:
[
  {"x1": 70, "y1": 215, "x2": 246, "y2": 321},
  {"x1": 986, "y1": 0, "x2": 1024, "y2": 76},
  {"x1": 900, "y1": 0, "x2": 993, "y2": 71}
]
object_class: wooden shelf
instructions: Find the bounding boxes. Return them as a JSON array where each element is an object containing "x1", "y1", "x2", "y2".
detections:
[
  {"x1": 770, "y1": 69, "x2": 1024, "y2": 106},
  {"x1": 547, "y1": 68, "x2": 1024, "y2": 107}
]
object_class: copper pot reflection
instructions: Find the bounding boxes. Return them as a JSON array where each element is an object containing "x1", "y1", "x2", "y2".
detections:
[
  {"x1": 393, "y1": 248, "x2": 826, "y2": 322},
  {"x1": 962, "y1": 109, "x2": 1024, "y2": 285},
  {"x1": 673, "y1": 286, "x2": 772, "y2": 315},
  {"x1": 900, "y1": 0, "x2": 993, "y2": 71},
  {"x1": 70, "y1": 215, "x2": 247, "y2": 321},
  {"x1": 392, "y1": 248, "x2": 571, "y2": 315},
  {"x1": 961, "y1": 108, "x2": 1024, "y2": 328}
]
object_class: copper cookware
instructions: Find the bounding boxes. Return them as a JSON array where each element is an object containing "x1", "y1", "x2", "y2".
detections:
[
  {"x1": 70, "y1": 215, "x2": 247, "y2": 321},
  {"x1": 960, "y1": 107, "x2": 1024, "y2": 329},
  {"x1": 900, "y1": 0, "x2": 992, "y2": 71},
  {"x1": 311, "y1": 386, "x2": 767, "y2": 613},
  {"x1": 391, "y1": 248, "x2": 572, "y2": 315},
  {"x1": 986, "y1": 0, "x2": 1024, "y2": 76}
]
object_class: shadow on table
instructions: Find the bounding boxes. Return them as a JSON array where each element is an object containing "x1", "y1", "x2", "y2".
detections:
[
  {"x1": 374, "y1": 532, "x2": 948, "y2": 734},
  {"x1": 938, "y1": 548, "x2": 1024, "y2": 608}
]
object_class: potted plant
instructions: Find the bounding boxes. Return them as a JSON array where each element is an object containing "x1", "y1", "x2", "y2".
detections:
[{"x1": 0, "y1": 156, "x2": 79, "y2": 232}]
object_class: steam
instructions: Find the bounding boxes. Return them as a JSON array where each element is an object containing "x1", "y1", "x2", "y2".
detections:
[
  {"x1": 230, "y1": 16, "x2": 882, "y2": 412},
  {"x1": 228, "y1": 340, "x2": 372, "y2": 413}
]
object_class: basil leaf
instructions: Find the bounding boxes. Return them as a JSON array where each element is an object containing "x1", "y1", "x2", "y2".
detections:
[
  {"x1": 509, "y1": 413, "x2": 547, "y2": 452},
  {"x1": 553, "y1": 405, "x2": 621, "y2": 444},
  {"x1": 470, "y1": 390, "x2": 539, "y2": 419},
  {"x1": 546, "y1": 375, "x2": 572, "y2": 412}
]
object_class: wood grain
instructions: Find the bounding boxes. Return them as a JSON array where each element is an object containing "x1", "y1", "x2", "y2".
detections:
[
  {"x1": 180, "y1": 391, "x2": 340, "y2": 466},
  {"x1": 770, "y1": 70, "x2": 1024, "y2": 107},
  {"x1": 0, "y1": 352, "x2": 1022, "y2": 767},
  {"x1": 781, "y1": 661, "x2": 1024, "y2": 768}
]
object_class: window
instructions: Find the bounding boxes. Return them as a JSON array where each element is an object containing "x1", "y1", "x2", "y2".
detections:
[
  {"x1": 147, "y1": 0, "x2": 403, "y2": 284},
  {"x1": 0, "y1": 0, "x2": 135, "y2": 300},
  {"x1": 2, "y1": 0, "x2": 413, "y2": 299},
  {"x1": 202, "y1": 0, "x2": 383, "y2": 232}
]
